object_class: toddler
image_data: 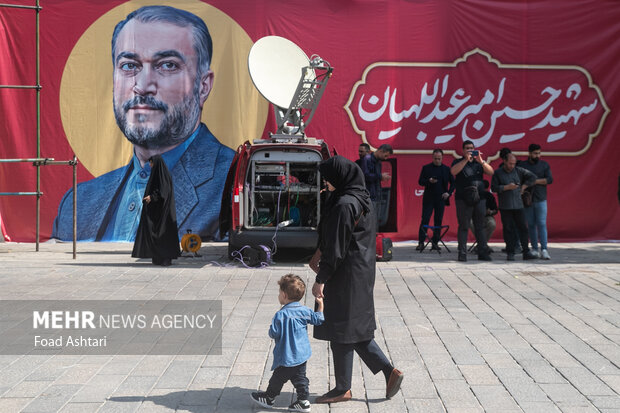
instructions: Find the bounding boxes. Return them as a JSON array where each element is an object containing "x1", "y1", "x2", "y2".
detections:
[{"x1": 251, "y1": 274, "x2": 324, "y2": 412}]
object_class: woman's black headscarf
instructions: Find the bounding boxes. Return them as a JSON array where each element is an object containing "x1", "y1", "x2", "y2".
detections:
[{"x1": 319, "y1": 155, "x2": 371, "y2": 215}]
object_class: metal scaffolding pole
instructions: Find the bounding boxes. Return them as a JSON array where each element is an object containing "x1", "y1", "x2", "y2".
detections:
[
  {"x1": 0, "y1": 2, "x2": 78, "y2": 258},
  {"x1": 0, "y1": 158, "x2": 78, "y2": 258}
]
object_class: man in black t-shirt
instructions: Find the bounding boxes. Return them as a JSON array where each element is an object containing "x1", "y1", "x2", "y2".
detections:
[
  {"x1": 450, "y1": 140, "x2": 494, "y2": 261},
  {"x1": 417, "y1": 149, "x2": 454, "y2": 250}
]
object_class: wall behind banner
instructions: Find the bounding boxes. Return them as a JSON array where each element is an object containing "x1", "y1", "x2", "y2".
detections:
[{"x1": 1, "y1": 0, "x2": 619, "y2": 242}]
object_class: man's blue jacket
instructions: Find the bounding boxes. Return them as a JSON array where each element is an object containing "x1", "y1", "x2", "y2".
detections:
[{"x1": 52, "y1": 124, "x2": 235, "y2": 241}]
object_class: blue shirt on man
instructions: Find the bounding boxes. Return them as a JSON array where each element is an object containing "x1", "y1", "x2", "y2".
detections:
[
  {"x1": 101, "y1": 128, "x2": 199, "y2": 241},
  {"x1": 268, "y1": 301, "x2": 324, "y2": 370}
]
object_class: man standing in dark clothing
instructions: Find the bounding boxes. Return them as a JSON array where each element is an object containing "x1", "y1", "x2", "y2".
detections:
[
  {"x1": 450, "y1": 140, "x2": 494, "y2": 261},
  {"x1": 469, "y1": 180, "x2": 498, "y2": 251},
  {"x1": 360, "y1": 144, "x2": 393, "y2": 228},
  {"x1": 492, "y1": 153, "x2": 538, "y2": 261},
  {"x1": 417, "y1": 149, "x2": 454, "y2": 251},
  {"x1": 517, "y1": 144, "x2": 553, "y2": 259},
  {"x1": 355, "y1": 143, "x2": 371, "y2": 168}
]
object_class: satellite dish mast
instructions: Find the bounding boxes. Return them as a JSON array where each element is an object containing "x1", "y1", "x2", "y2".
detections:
[{"x1": 248, "y1": 36, "x2": 333, "y2": 141}]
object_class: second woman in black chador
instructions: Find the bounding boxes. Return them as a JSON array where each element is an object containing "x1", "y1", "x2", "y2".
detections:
[
  {"x1": 132, "y1": 155, "x2": 181, "y2": 266},
  {"x1": 311, "y1": 155, "x2": 403, "y2": 404}
]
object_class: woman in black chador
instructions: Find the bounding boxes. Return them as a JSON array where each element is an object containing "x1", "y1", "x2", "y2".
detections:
[
  {"x1": 132, "y1": 155, "x2": 180, "y2": 266},
  {"x1": 311, "y1": 156, "x2": 403, "y2": 404}
]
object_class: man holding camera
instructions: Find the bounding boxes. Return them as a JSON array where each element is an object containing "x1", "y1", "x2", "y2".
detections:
[
  {"x1": 491, "y1": 153, "x2": 538, "y2": 261},
  {"x1": 450, "y1": 140, "x2": 494, "y2": 261},
  {"x1": 417, "y1": 149, "x2": 454, "y2": 251}
]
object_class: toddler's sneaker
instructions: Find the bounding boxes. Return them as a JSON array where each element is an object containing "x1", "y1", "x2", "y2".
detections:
[
  {"x1": 288, "y1": 399, "x2": 311, "y2": 412},
  {"x1": 251, "y1": 391, "x2": 275, "y2": 408}
]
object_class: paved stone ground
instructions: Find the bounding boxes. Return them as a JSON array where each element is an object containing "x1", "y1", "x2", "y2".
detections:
[{"x1": 0, "y1": 240, "x2": 618, "y2": 413}]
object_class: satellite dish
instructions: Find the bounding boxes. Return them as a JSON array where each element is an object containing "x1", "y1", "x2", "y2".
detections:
[
  {"x1": 248, "y1": 36, "x2": 313, "y2": 110},
  {"x1": 248, "y1": 36, "x2": 333, "y2": 137}
]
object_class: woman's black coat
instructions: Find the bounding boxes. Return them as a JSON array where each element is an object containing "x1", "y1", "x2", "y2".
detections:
[
  {"x1": 313, "y1": 156, "x2": 377, "y2": 344},
  {"x1": 132, "y1": 155, "x2": 181, "y2": 260}
]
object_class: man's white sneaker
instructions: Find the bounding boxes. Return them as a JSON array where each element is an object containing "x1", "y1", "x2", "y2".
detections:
[
  {"x1": 531, "y1": 249, "x2": 540, "y2": 258},
  {"x1": 541, "y1": 249, "x2": 551, "y2": 260}
]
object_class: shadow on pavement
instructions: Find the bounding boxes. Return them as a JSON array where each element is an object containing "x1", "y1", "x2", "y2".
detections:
[{"x1": 108, "y1": 388, "x2": 299, "y2": 411}]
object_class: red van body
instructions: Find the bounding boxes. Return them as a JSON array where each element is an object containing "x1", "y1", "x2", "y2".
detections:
[{"x1": 219, "y1": 137, "x2": 331, "y2": 256}]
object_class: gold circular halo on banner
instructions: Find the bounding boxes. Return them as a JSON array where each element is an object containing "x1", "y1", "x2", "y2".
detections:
[{"x1": 60, "y1": 0, "x2": 268, "y2": 177}]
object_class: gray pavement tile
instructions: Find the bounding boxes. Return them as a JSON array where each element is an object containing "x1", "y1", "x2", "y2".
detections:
[
  {"x1": 437, "y1": 332, "x2": 485, "y2": 365},
  {"x1": 98, "y1": 359, "x2": 142, "y2": 376},
  {"x1": 600, "y1": 375, "x2": 620, "y2": 394},
  {"x1": 230, "y1": 361, "x2": 265, "y2": 376},
  {"x1": 224, "y1": 374, "x2": 261, "y2": 389},
  {"x1": 404, "y1": 398, "x2": 446, "y2": 413},
  {"x1": 189, "y1": 366, "x2": 230, "y2": 389},
  {"x1": 367, "y1": 396, "x2": 407, "y2": 413},
  {"x1": 1, "y1": 380, "x2": 51, "y2": 398},
  {"x1": 518, "y1": 401, "x2": 562, "y2": 413},
  {"x1": 444, "y1": 407, "x2": 485, "y2": 413},
  {"x1": 458, "y1": 364, "x2": 500, "y2": 385},
  {"x1": 59, "y1": 402, "x2": 104, "y2": 412},
  {"x1": 590, "y1": 395, "x2": 620, "y2": 409},
  {"x1": 482, "y1": 353, "x2": 520, "y2": 369},
  {"x1": 423, "y1": 354, "x2": 466, "y2": 381},
  {"x1": 518, "y1": 360, "x2": 568, "y2": 384},
  {"x1": 539, "y1": 383, "x2": 594, "y2": 404},
  {"x1": 70, "y1": 374, "x2": 125, "y2": 402},
  {"x1": 21, "y1": 384, "x2": 82, "y2": 412},
  {"x1": 529, "y1": 342, "x2": 583, "y2": 368},
  {"x1": 553, "y1": 403, "x2": 601, "y2": 412},
  {"x1": 471, "y1": 385, "x2": 520, "y2": 411},
  {"x1": 502, "y1": 379, "x2": 551, "y2": 403},
  {"x1": 53, "y1": 364, "x2": 102, "y2": 385},
  {"x1": 557, "y1": 366, "x2": 617, "y2": 396},
  {"x1": 154, "y1": 360, "x2": 201, "y2": 389},
  {"x1": 204, "y1": 348, "x2": 239, "y2": 367},
  {"x1": 466, "y1": 334, "x2": 509, "y2": 355},
  {"x1": 0, "y1": 398, "x2": 32, "y2": 412},
  {"x1": 110, "y1": 375, "x2": 159, "y2": 397},
  {"x1": 130, "y1": 355, "x2": 174, "y2": 377},
  {"x1": 433, "y1": 379, "x2": 482, "y2": 408}
]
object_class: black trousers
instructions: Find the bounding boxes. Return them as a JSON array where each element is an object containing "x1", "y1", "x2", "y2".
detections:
[
  {"x1": 499, "y1": 208, "x2": 530, "y2": 254},
  {"x1": 455, "y1": 199, "x2": 488, "y2": 255},
  {"x1": 418, "y1": 198, "x2": 445, "y2": 244},
  {"x1": 330, "y1": 340, "x2": 391, "y2": 392},
  {"x1": 266, "y1": 362, "x2": 309, "y2": 400}
]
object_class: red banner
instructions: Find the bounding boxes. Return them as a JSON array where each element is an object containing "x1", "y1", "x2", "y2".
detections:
[
  {"x1": 1, "y1": 0, "x2": 619, "y2": 242},
  {"x1": 346, "y1": 50, "x2": 608, "y2": 158}
]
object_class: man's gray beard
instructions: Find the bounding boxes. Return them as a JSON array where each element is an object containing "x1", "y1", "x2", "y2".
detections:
[{"x1": 114, "y1": 93, "x2": 202, "y2": 150}]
